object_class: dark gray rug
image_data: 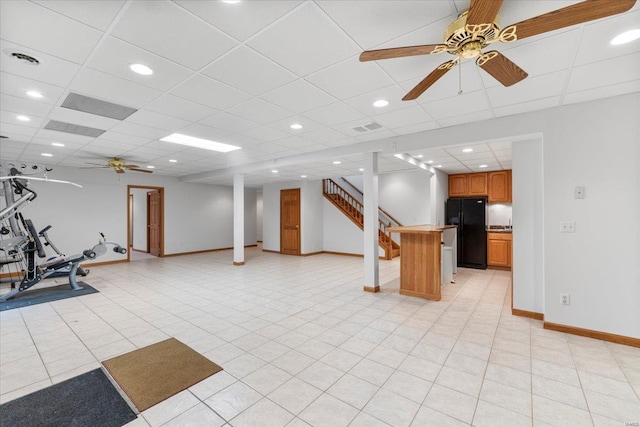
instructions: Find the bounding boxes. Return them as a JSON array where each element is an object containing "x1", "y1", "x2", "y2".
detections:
[
  {"x1": 0, "y1": 282, "x2": 98, "y2": 312},
  {"x1": 0, "y1": 368, "x2": 137, "y2": 427}
]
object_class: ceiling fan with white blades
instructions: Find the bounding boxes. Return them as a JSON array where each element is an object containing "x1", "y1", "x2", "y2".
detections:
[
  {"x1": 84, "y1": 157, "x2": 153, "y2": 174},
  {"x1": 359, "y1": 0, "x2": 636, "y2": 100}
]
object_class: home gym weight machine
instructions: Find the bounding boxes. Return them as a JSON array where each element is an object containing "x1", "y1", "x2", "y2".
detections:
[{"x1": 0, "y1": 166, "x2": 127, "y2": 302}]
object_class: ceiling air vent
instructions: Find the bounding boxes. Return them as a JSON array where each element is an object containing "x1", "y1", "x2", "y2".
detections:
[
  {"x1": 3, "y1": 50, "x2": 40, "y2": 65},
  {"x1": 44, "y1": 120, "x2": 106, "y2": 138},
  {"x1": 352, "y1": 122, "x2": 382, "y2": 132},
  {"x1": 61, "y1": 93, "x2": 137, "y2": 120}
]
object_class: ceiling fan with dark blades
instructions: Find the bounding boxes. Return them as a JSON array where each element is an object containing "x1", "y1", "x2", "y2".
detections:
[
  {"x1": 360, "y1": 0, "x2": 636, "y2": 100},
  {"x1": 84, "y1": 157, "x2": 153, "y2": 174}
]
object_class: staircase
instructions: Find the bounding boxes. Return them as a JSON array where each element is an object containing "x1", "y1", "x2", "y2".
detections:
[{"x1": 322, "y1": 178, "x2": 401, "y2": 260}]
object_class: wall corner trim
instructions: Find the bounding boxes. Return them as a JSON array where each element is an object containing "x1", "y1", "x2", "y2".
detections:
[{"x1": 544, "y1": 322, "x2": 640, "y2": 348}]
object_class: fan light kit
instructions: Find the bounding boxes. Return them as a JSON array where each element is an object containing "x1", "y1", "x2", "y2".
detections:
[
  {"x1": 160, "y1": 133, "x2": 241, "y2": 152},
  {"x1": 51, "y1": 142, "x2": 65, "y2": 147},
  {"x1": 85, "y1": 157, "x2": 154, "y2": 174},
  {"x1": 16, "y1": 115, "x2": 30, "y2": 121},
  {"x1": 130, "y1": 63, "x2": 153, "y2": 76},
  {"x1": 373, "y1": 99, "x2": 389, "y2": 107},
  {"x1": 290, "y1": 123, "x2": 303, "y2": 129},
  {"x1": 360, "y1": 0, "x2": 635, "y2": 100},
  {"x1": 611, "y1": 28, "x2": 640, "y2": 45},
  {"x1": 26, "y1": 90, "x2": 43, "y2": 98}
]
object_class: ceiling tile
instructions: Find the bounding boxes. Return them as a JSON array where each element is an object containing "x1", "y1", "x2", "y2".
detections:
[
  {"x1": 86, "y1": 37, "x2": 194, "y2": 92},
  {"x1": 126, "y1": 110, "x2": 190, "y2": 132},
  {"x1": 108, "y1": 121, "x2": 167, "y2": 139},
  {"x1": 0, "y1": 72, "x2": 66, "y2": 105},
  {"x1": 344, "y1": 85, "x2": 416, "y2": 116},
  {"x1": 307, "y1": 56, "x2": 396, "y2": 100},
  {"x1": 32, "y1": 0, "x2": 126, "y2": 31},
  {"x1": 111, "y1": 0, "x2": 237, "y2": 70},
  {"x1": 268, "y1": 116, "x2": 324, "y2": 135},
  {"x1": 423, "y1": 90, "x2": 490, "y2": 120},
  {"x1": 177, "y1": 123, "x2": 231, "y2": 142},
  {"x1": 566, "y1": 52, "x2": 640, "y2": 93},
  {"x1": 438, "y1": 110, "x2": 494, "y2": 128},
  {"x1": 95, "y1": 131, "x2": 150, "y2": 146},
  {"x1": 202, "y1": 46, "x2": 297, "y2": 96},
  {"x1": 487, "y1": 70, "x2": 568, "y2": 108},
  {"x1": 301, "y1": 127, "x2": 350, "y2": 144},
  {"x1": 175, "y1": 0, "x2": 303, "y2": 41},
  {"x1": 302, "y1": 102, "x2": 366, "y2": 126},
  {"x1": 392, "y1": 121, "x2": 441, "y2": 135},
  {"x1": 0, "y1": 121, "x2": 38, "y2": 137},
  {"x1": 563, "y1": 79, "x2": 640, "y2": 105},
  {"x1": 70, "y1": 68, "x2": 162, "y2": 109},
  {"x1": 1, "y1": 94, "x2": 55, "y2": 118},
  {"x1": 145, "y1": 94, "x2": 216, "y2": 122},
  {"x1": 574, "y1": 10, "x2": 640, "y2": 66},
  {"x1": 48, "y1": 106, "x2": 121, "y2": 131},
  {"x1": 228, "y1": 98, "x2": 292, "y2": 124},
  {"x1": 373, "y1": 105, "x2": 434, "y2": 129},
  {"x1": 493, "y1": 96, "x2": 561, "y2": 118},
  {"x1": 199, "y1": 112, "x2": 259, "y2": 134},
  {"x1": 316, "y1": 0, "x2": 455, "y2": 49},
  {"x1": 35, "y1": 128, "x2": 95, "y2": 145},
  {"x1": 0, "y1": 0, "x2": 102, "y2": 64},
  {"x1": 247, "y1": 2, "x2": 360, "y2": 76},
  {"x1": 171, "y1": 74, "x2": 251, "y2": 111},
  {"x1": 261, "y1": 79, "x2": 336, "y2": 113},
  {"x1": 0, "y1": 40, "x2": 81, "y2": 88},
  {"x1": 242, "y1": 126, "x2": 289, "y2": 142}
]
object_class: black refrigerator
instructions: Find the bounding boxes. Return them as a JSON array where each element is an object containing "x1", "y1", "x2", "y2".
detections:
[{"x1": 446, "y1": 197, "x2": 487, "y2": 269}]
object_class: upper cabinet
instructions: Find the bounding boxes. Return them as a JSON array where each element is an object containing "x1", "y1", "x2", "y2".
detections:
[
  {"x1": 448, "y1": 174, "x2": 467, "y2": 197},
  {"x1": 448, "y1": 170, "x2": 511, "y2": 202},
  {"x1": 488, "y1": 170, "x2": 512, "y2": 202}
]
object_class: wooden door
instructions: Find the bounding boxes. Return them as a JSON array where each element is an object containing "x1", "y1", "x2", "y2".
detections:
[
  {"x1": 147, "y1": 190, "x2": 161, "y2": 256},
  {"x1": 280, "y1": 188, "x2": 300, "y2": 255}
]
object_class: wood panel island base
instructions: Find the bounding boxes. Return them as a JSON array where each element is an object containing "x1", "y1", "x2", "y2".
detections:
[{"x1": 388, "y1": 225, "x2": 457, "y2": 301}]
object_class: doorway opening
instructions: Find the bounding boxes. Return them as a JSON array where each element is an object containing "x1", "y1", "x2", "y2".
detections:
[{"x1": 127, "y1": 185, "x2": 164, "y2": 261}]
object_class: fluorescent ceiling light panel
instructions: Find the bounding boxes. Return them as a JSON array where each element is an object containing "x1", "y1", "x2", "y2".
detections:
[{"x1": 160, "y1": 133, "x2": 241, "y2": 153}]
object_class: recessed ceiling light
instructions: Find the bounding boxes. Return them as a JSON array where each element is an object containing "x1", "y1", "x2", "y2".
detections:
[
  {"x1": 300, "y1": 175, "x2": 307, "y2": 178},
  {"x1": 41, "y1": 153, "x2": 53, "y2": 157},
  {"x1": 359, "y1": 168, "x2": 364, "y2": 172},
  {"x1": 373, "y1": 99, "x2": 389, "y2": 108},
  {"x1": 147, "y1": 165, "x2": 155, "y2": 169},
  {"x1": 462, "y1": 148, "x2": 473, "y2": 153},
  {"x1": 290, "y1": 123, "x2": 303, "y2": 130},
  {"x1": 129, "y1": 63, "x2": 153, "y2": 76},
  {"x1": 51, "y1": 142, "x2": 65, "y2": 147},
  {"x1": 160, "y1": 133, "x2": 241, "y2": 153},
  {"x1": 272, "y1": 169, "x2": 278, "y2": 173},
  {"x1": 415, "y1": 154, "x2": 423, "y2": 158},
  {"x1": 222, "y1": 0, "x2": 241, "y2": 3},
  {"x1": 479, "y1": 164, "x2": 488, "y2": 168},
  {"x1": 16, "y1": 115, "x2": 30, "y2": 122},
  {"x1": 611, "y1": 29, "x2": 640, "y2": 45},
  {"x1": 169, "y1": 159, "x2": 177, "y2": 163},
  {"x1": 26, "y1": 90, "x2": 43, "y2": 98},
  {"x1": 427, "y1": 160, "x2": 434, "y2": 164},
  {"x1": 333, "y1": 161, "x2": 341, "y2": 165}
]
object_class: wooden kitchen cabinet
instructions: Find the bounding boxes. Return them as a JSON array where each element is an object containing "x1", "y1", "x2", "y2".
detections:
[
  {"x1": 468, "y1": 173, "x2": 488, "y2": 196},
  {"x1": 448, "y1": 174, "x2": 468, "y2": 197},
  {"x1": 488, "y1": 170, "x2": 511, "y2": 202},
  {"x1": 487, "y1": 232, "x2": 512, "y2": 270}
]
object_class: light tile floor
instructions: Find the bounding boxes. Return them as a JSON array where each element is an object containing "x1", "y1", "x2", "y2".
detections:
[{"x1": 1, "y1": 247, "x2": 639, "y2": 426}]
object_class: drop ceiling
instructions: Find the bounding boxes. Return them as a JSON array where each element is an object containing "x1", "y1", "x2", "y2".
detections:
[{"x1": 0, "y1": 1, "x2": 638, "y2": 185}]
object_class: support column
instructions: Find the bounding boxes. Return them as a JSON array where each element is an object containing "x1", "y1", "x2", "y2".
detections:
[
  {"x1": 363, "y1": 152, "x2": 379, "y2": 292},
  {"x1": 233, "y1": 173, "x2": 244, "y2": 266}
]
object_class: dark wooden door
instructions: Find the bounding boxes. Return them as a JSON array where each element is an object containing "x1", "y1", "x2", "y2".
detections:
[
  {"x1": 147, "y1": 190, "x2": 160, "y2": 256},
  {"x1": 280, "y1": 188, "x2": 300, "y2": 255}
]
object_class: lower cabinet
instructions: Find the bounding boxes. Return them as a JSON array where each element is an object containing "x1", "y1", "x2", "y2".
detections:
[{"x1": 487, "y1": 232, "x2": 512, "y2": 269}]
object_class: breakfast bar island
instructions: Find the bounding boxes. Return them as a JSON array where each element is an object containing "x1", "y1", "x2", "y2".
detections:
[{"x1": 387, "y1": 224, "x2": 457, "y2": 301}]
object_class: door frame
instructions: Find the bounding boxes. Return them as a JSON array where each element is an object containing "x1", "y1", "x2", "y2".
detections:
[
  {"x1": 280, "y1": 188, "x2": 301, "y2": 256},
  {"x1": 127, "y1": 185, "x2": 165, "y2": 261}
]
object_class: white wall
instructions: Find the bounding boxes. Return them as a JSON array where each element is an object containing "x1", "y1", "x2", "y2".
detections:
[
  {"x1": 301, "y1": 180, "x2": 323, "y2": 254},
  {"x1": 130, "y1": 188, "x2": 148, "y2": 251},
  {"x1": 512, "y1": 139, "x2": 544, "y2": 315},
  {"x1": 21, "y1": 166, "x2": 256, "y2": 262},
  {"x1": 256, "y1": 191, "x2": 263, "y2": 241},
  {"x1": 431, "y1": 168, "x2": 448, "y2": 226}
]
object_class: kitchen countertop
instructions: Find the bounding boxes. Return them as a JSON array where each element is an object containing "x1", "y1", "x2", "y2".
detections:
[
  {"x1": 487, "y1": 227, "x2": 512, "y2": 234},
  {"x1": 388, "y1": 224, "x2": 457, "y2": 234}
]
